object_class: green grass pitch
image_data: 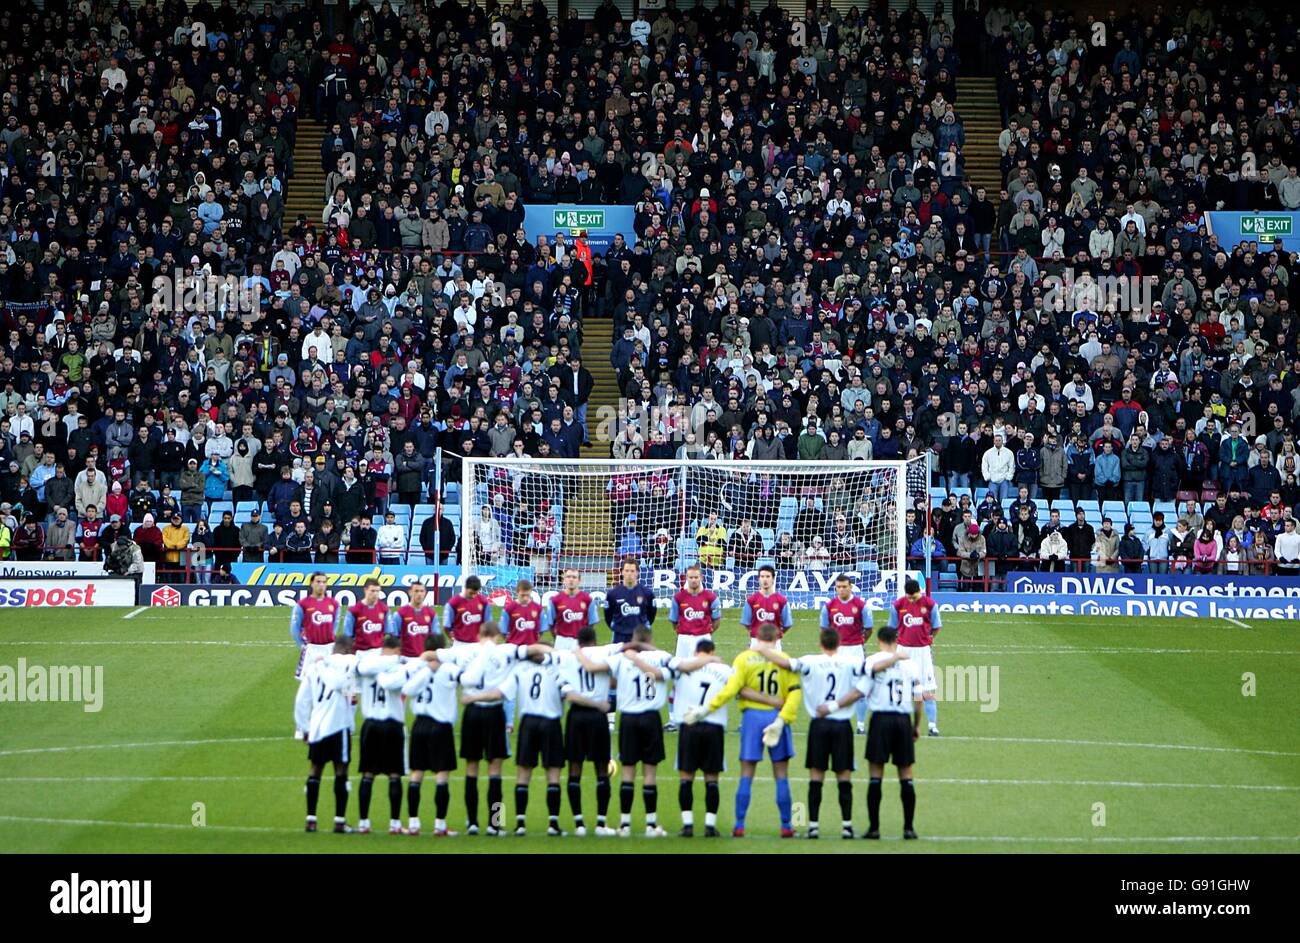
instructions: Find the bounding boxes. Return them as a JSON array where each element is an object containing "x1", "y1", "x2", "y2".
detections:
[{"x1": 1, "y1": 607, "x2": 1297, "y2": 853}]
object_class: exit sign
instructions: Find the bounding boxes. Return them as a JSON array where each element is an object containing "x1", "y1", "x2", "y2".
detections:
[
  {"x1": 553, "y1": 209, "x2": 605, "y2": 230},
  {"x1": 1240, "y1": 215, "x2": 1293, "y2": 237}
]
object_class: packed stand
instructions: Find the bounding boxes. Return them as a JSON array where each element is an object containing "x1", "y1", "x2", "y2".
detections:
[{"x1": 1, "y1": 0, "x2": 1299, "y2": 586}]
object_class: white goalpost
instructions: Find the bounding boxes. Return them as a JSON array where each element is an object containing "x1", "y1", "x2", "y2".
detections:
[{"x1": 460, "y1": 457, "x2": 930, "y2": 612}]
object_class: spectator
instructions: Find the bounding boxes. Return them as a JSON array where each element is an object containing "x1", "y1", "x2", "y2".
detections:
[
  {"x1": 162, "y1": 514, "x2": 191, "y2": 577},
  {"x1": 45, "y1": 508, "x2": 76, "y2": 561},
  {"x1": 1092, "y1": 518, "x2": 1121, "y2": 574},
  {"x1": 981, "y1": 433, "x2": 1015, "y2": 500},
  {"x1": 240, "y1": 510, "x2": 270, "y2": 563},
  {"x1": 179, "y1": 459, "x2": 207, "y2": 524}
]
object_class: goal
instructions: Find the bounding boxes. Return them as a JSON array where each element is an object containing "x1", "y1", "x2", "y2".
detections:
[{"x1": 460, "y1": 457, "x2": 930, "y2": 612}]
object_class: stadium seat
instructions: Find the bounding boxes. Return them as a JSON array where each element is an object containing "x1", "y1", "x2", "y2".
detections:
[
  {"x1": 1076, "y1": 500, "x2": 1100, "y2": 513},
  {"x1": 1175, "y1": 490, "x2": 1198, "y2": 505},
  {"x1": 1153, "y1": 501, "x2": 1177, "y2": 518},
  {"x1": 235, "y1": 501, "x2": 258, "y2": 514},
  {"x1": 1051, "y1": 499, "x2": 1074, "y2": 514},
  {"x1": 209, "y1": 500, "x2": 233, "y2": 515},
  {"x1": 1101, "y1": 501, "x2": 1127, "y2": 520},
  {"x1": 1033, "y1": 498, "x2": 1048, "y2": 517},
  {"x1": 414, "y1": 503, "x2": 436, "y2": 516},
  {"x1": 757, "y1": 528, "x2": 775, "y2": 552},
  {"x1": 1200, "y1": 488, "x2": 1219, "y2": 503},
  {"x1": 1126, "y1": 501, "x2": 1152, "y2": 518}
]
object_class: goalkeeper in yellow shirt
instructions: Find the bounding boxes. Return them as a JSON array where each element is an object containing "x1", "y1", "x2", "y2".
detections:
[{"x1": 683, "y1": 622, "x2": 801, "y2": 837}]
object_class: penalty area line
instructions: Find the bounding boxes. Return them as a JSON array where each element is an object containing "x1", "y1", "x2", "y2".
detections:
[{"x1": 122, "y1": 607, "x2": 149, "y2": 619}]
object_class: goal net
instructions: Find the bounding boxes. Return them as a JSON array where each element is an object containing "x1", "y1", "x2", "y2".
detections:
[{"x1": 460, "y1": 457, "x2": 930, "y2": 612}]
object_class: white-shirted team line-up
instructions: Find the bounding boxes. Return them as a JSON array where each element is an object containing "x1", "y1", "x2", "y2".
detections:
[{"x1": 287, "y1": 568, "x2": 944, "y2": 840}]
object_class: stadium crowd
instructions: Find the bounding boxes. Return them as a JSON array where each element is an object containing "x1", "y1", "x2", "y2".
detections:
[{"x1": 1, "y1": 0, "x2": 1300, "y2": 585}]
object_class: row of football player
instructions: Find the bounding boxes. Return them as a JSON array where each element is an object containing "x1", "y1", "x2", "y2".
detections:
[
  {"x1": 290, "y1": 564, "x2": 943, "y2": 739},
  {"x1": 292, "y1": 580, "x2": 942, "y2": 839}
]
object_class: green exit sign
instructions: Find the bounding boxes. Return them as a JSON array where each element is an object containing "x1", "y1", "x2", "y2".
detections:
[
  {"x1": 1240, "y1": 215, "x2": 1293, "y2": 237},
  {"x1": 553, "y1": 209, "x2": 605, "y2": 230}
]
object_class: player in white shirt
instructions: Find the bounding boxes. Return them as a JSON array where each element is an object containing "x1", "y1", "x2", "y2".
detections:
[
  {"x1": 293, "y1": 637, "x2": 357, "y2": 833},
  {"x1": 455, "y1": 622, "x2": 554, "y2": 835},
  {"x1": 399, "y1": 634, "x2": 479, "y2": 836},
  {"x1": 667, "y1": 639, "x2": 733, "y2": 837},
  {"x1": 833, "y1": 625, "x2": 923, "y2": 840},
  {"x1": 354, "y1": 636, "x2": 411, "y2": 835},
  {"x1": 756, "y1": 627, "x2": 866, "y2": 839},
  {"x1": 466, "y1": 644, "x2": 569, "y2": 836},
  {"x1": 578, "y1": 625, "x2": 675, "y2": 837},
  {"x1": 558, "y1": 626, "x2": 625, "y2": 836}
]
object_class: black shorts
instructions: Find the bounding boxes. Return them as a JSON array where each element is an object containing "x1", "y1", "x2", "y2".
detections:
[
  {"x1": 460, "y1": 703, "x2": 509, "y2": 761},
  {"x1": 618, "y1": 711, "x2": 665, "y2": 766},
  {"x1": 677, "y1": 722, "x2": 726, "y2": 774},
  {"x1": 517, "y1": 715, "x2": 565, "y2": 769},
  {"x1": 565, "y1": 705, "x2": 611, "y2": 767},
  {"x1": 307, "y1": 729, "x2": 351, "y2": 766},
  {"x1": 806, "y1": 717, "x2": 855, "y2": 773},
  {"x1": 866, "y1": 712, "x2": 916, "y2": 767},
  {"x1": 359, "y1": 719, "x2": 406, "y2": 775},
  {"x1": 409, "y1": 716, "x2": 456, "y2": 773}
]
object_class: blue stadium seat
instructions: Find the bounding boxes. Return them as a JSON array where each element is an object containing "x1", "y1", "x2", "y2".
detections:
[
  {"x1": 1051, "y1": 498, "x2": 1074, "y2": 514},
  {"x1": 236, "y1": 501, "x2": 258, "y2": 514},
  {"x1": 210, "y1": 500, "x2": 233, "y2": 514},
  {"x1": 1126, "y1": 500, "x2": 1152, "y2": 518},
  {"x1": 1033, "y1": 498, "x2": 1049, "y2": 517},
  {"x1": 414, "y1": 503, "x2": 436, "y2": 516},
  {"x1": 1153, "y1": 500, "x2": 1177, "y2": 518},
  {"x1": 1101, "y1": 501, "x2": 1127, "y2": 520},
  {"x1": 757, "y1": 528, "x2": 775, "y2": 552},
  {"x1": 1076, "y1": 499, "x2": 1100, "y2": 513},
  {"x1": 1001, "y1": 498, "x2": 1016, "y2": 513}
]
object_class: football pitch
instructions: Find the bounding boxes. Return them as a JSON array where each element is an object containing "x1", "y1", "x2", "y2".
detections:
[{"x1": 1, "y1": 607, "x2": 1297, "y2": 854}]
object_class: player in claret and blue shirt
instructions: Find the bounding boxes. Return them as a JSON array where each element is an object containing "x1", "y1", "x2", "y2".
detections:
[
  {"x1": 543, "y1": 567, "x2": 600, "y2": 652},
  {"x1": 386, "y1": 580, "x2": 439, "y2": 659},
  {"x1": 342, "y1": 578, "x2": 389, "y2": 653},
  {"x1": 290, "y1": 571, "x2": 341, "y2": 680},
  {"x1": 666, "y1": 564, "x2": 721, "y2": 731},
  {"x1": 889, "y1": 578, "x2": 941, "y2": 736},
  {"x1": 443, "y1": 575, "x2": 491, "y2": 646},
  {"x1": 740, "y1": 565, "x2": 793, "y2": 648},
  {"x1": 822, "y1": 574, "x2": 873, "y2": 733}
]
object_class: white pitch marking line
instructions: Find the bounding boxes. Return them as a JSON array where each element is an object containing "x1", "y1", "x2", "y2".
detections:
[
  {"x1": 937, "y1": 646, "x2": 1297, "y2": 655},
  {"x1": 937, "y1": 735, "x2": 1300, "y2": 757},
  {"x1": 1, "y1": 774, "x2": 1296, "y2": 792},
  {"x1": 0, "y1": 814, "x2": 1293, "y2": 845},
  {"x1": 0, "y1": 640, "x2": 284, "y2": 648},
  {"x1": 122, "y1": 607, "x2": 148, "y2": 619},
  {"x1": 1222, "y1": 617, "x2": 1252, "y2": 629},
  {"x1": 0, "y1": 736, "x2": 284, "y2": 758}
]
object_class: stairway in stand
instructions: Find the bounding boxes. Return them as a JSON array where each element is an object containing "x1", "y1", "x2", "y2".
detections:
[
  {"x1": 955, "y1": 76, "x2": 1003, "y2": 209},
  {"x1": 286, "y1": 118, "x2": 328, "y2": 230},
  {"x1": 560, "y1": 318, "x2": 621, "y2": 581},
  {"x1": 580, "y1": 319, "x2": 620, "y2": 459}
]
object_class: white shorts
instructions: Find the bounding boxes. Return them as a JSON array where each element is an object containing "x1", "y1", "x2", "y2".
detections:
[
  {"x1": 552, "y1": 636, "x2": 579, "y2": 652},
  {"x1": 675, "y1": 633, "x2": 711, "y2": 660},
  {"x1": 899, "y1": 644, "x2": 937, "y2": 693},
  {"x1": 295, "y1": 642, "x2": 335, "y2": 680},
  {"x1": 838, "y1": 644, "x2": 865, "y2": 663},
  {"x1": 451, "y1": 639, "x2": 475, "y2": 648},
  {"x1": 748, "y1": 636, "x2": 782, "y2": 651}
]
